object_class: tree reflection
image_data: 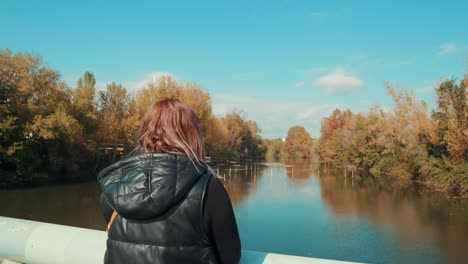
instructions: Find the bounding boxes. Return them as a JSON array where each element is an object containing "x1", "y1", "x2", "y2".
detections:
[
  {"x1": 218, "y1": 163, "x2": 267, "y2": 207},
  {"x1": 318, "y1": 172, "x2": 468, "y2": 264},
  {"x1": 285, "y1": 161, "x2": 312, "y2": 179},
  {"x1": 0, "y1": 183, "x2": 106, "y2": 230}
]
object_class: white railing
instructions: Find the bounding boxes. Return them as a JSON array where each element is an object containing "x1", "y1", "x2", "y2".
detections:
[{"x1": 0, "y1": 216, "x2": 362, "y2": 264}]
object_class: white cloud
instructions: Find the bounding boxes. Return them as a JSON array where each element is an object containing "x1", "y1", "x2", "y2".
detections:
[
  {"x1": 143, "y1": 72, "x2": 174, "y2": 85},
  {"x1": 95, "y1": 81, "x2": 107, "y2": 91},
  {"x1": 296, "y1": 104, "x2": 336, "y2": 120},
  {"x1": 212, "y1": 94, "x2": 339, "y2": 138},
  {"x1": 63, "y1": 74, "x2": 81, "y2": 86},
  {"x1": 212, "y1": 95, "x2": 252, "y2": 117},
  {"x1": 380, "y1": 105, "x2": 392, "y2": 113},
  {"x1": 312, "y1": 68, "x2": 363, "y2": 95},
  {"x1": 95, "y1": 71, "x2": 176, "y2": 93},
  {"x1": 415, "y1": 78, "x2": 448, "y2": 95},
  {"x1": 438, "y1": 43, "x2": 458, "y2": 56},
  {"x1": 212, "y1": 103, "x2": 229, "y2": 117},
  {"x1": 295, "y1": 81, "x2": 306, "y2": 88},
  {"x1": 415, "y1": 86, "x2": 434, "y2": 95},
  {"x1": 212, "y1": 94, "x2": 257, "y2": 117}
]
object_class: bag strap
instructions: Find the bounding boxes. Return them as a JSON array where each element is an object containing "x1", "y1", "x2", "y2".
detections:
[{"x1": 106, "y1": 210, "x2": 119, "y2": 233}]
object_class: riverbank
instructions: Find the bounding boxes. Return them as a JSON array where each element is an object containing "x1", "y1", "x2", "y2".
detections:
[{"x1": 319, "y1": 165, "x2": 468, "y2": 199}]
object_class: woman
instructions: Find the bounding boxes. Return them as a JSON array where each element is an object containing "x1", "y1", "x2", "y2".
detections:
[{"x1": 98, "y1": 98, "x2": 241, "y2": 264}]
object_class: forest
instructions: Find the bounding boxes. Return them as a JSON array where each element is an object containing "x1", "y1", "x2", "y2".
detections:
[
  {"x1": 265, "y1": 77, "x2": 467, "y2": 196},
  {"x1": 0, "y1": 49, "x2": 266, "y2": 186},
  {"x1": 316, "y1": 80, "x2": 467, "y2": 196},
  {"x1": 1, "y1": 49, "x2": 466, "y2": 196}
]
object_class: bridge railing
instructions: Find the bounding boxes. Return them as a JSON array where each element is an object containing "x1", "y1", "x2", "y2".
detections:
[{"x1": 0, "y1": 216, "x2": 363, "y2": 264}]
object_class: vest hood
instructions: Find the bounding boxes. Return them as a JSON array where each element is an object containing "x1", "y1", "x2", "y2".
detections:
[{"x1": 98, "y1": 152, "x2": 208, "y2": 220}]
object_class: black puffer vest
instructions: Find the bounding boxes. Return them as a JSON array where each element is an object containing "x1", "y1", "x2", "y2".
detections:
[{"x1": 98, "y1": 152, "x2": 217, "y2": 264}]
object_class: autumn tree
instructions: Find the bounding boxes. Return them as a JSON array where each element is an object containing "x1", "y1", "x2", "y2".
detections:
[
  {"x1": 71, "y1": 72, "x2": 97, "y2": 137},
  {"x1": 431, "y1": 78, "x2": 467, "y2": 162},
  {"x1": 134, "y1": 75, "x2": 181, "y2": 117},
  {"x1": 134, "y1": 76, "x2": 228, "y2": 157},
  {"x1": 425, "y1": 78, "x2": 468, "y2": 195},
  {"x1": 317, "y1": 76, "x2": 467, "y2": 196},
  {"x1": 284, "y1": 126, "x2": 313, "y2": 159},
  {"x1": 264, "y1": 138, "x2": 285, "y2": 160},
  {"x1": 0, "y1": 49, "x2": 269, "y2": 186},
  {"x1": 222, "y1": 111, "x2": 266, "y2": 160},
  {"x1": 0, "y1": 49, "x2": 85, "y2": 181},
  {"x1": 67, "y1": 72, "x2": 99, "y2": 164},
  {"x1": 97, "y1": 82, "x2": 137, "y2": 147},
  {"x1": 318, "y1": 109, "x2": 353, "y2": 165},
  {"x1": 203, "y1": 115, "x2": 228, "y2": 158}
]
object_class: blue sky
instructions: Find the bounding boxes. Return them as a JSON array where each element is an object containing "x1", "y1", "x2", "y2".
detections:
[{"x1": 2, "y1": 0, "x2": 467, "y2": 138}]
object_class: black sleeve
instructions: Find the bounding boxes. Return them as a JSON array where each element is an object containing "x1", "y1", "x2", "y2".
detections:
[
  {"x1": 100, "y1": 193, "x2": 113, "y2": 224},
  {"x1": 203, "y1": 177, "x2": 242, "y2": 264}
]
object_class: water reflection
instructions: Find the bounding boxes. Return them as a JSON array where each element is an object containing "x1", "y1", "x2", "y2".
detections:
[
  {"x1": 285, "y1": 160, "x2": 314, "y2": 180},
  {"x1": 0, "y1": 183, "x2": 106, "y2": 230},
  {"x1": 218, "y1": 163, "x2": 267, "y2": 206},
  {"x1": 0, "y1": 161, "x2": 466, "y2": 264},
  {"x1": 228, "y1": 162, "x2": 467, "y2": 263},
  {"x1": 319, "y1": 172, "x2": 468, "y2": 264}
]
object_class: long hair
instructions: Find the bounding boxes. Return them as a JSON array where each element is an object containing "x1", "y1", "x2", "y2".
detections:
[{"x1": 138, "y1": 98, "x2": 205, "y2": 161}]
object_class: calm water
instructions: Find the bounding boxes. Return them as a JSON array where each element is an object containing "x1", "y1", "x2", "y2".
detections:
[{"x1": 1, "y1": 161, "x2": 467, "y2": 264}]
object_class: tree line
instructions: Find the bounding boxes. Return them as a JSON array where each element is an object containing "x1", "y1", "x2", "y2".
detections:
[
  {"x1": 317, "y1": 79, "x2": 467, "y2": 196},
  {"x1": 0, "y1": 49, "x2": 266, "y2": 186},
  {"x1": 264, "y1": 126, "x2": 314, "y2": 161},
  {"x1": 1, "y1": 48, "x2": 466, "y2": 196}
]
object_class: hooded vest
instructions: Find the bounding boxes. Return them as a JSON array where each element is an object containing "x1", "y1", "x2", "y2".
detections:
[{"x1": 98, "y1": 152, "x2": 217, "y2": 264}]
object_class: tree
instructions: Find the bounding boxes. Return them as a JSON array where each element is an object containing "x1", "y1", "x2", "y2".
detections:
[
  {"x1": 0, "y1": 49, "x2": 272, "y2": 185},
  {"x1": 72, "y1": 72, "x2": 97, "y2": 135},
  {"x1": 134, "y1": 76, "x2": 229, "y2": 157},
  {"x1": 264, "y1": 138, "x2": 284, "y2": 160},
  {"x1": 317, "y1": 77, "x2": 467, "y2": 196},
  {"x1": 68, "y1": 72, "x2": 99, "y2": 164},
  {"x1": 426, "y1": 78, "x2": 468, "y2": 195},
  {"x1": 431, "y1": 78, "x2": 467, "y2": 162},
  {"x1": 222, "y1": 111, "x2": 266, "y2": 160},
  {"x1": 134, "y1": 75, "x2": 181, "y2": 117},
  {"x1": 318, "y1": 109, "x2": 353, "y2": 165},
  {"x1": 203, "y1": 115, "x2": 228, "y2": 158},
  {"x1": 0, "y1": 49, "x2": 86, "y2": 179},
  {"x1": 97, "y1": 82, "x2": 136, "y2": 146},
  {"x1": 284, "y1": 126, "x2": 313, "y2": 159}
]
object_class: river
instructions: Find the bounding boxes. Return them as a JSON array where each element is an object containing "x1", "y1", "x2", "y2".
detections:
[{"x1": 0, "y1": 161, "x2": 467, "y2": 264}]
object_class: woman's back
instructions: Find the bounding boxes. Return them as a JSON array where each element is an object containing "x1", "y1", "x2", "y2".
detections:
[
  {"x1": 98, "y1": 98, "x2": 241, "y2": 264},
  {"x1": 99, "y1": 152, "x2": 218, "y2": 264}
]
